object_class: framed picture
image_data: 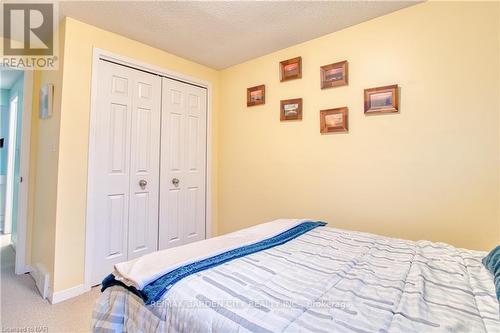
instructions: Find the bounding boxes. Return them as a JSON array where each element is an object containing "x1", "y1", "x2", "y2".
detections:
[
  {"x1": 247, "y1": 84, "x2": 265, "y2": 107},
  {"x1": 320, "y1": 60, "x2": 348, "y2": 89},
  {"x1": 39, "y1": 83, "x2": 54, "y2": 119},
  {"x1": 280, "y1": 98, "x2": 302, "y2": 121},
  {"x1": 280, "y1": 57, "x2": 302, "y2": 82},
  {"x1": 320, "y1": 107, "x2": 348, "y2": 133},
  {"x1": 364, "y1": 84, "x2": 399, "y2": 114}
]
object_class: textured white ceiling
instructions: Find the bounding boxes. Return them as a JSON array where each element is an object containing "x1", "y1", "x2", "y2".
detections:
[
  {"x1": 0, "y1": 68, "x2": 23, "y2": 90},
  {"x1": 59, "y1": 1, "x2": 420, "y2": 69}
]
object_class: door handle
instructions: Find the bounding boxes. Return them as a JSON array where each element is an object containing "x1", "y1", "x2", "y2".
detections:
[
  {"x1": 139, "y1": 179, "x2": 147, "y2": 189},
  {"x1": 172, "y1": 178, "x2": 180, "y2": 187}
]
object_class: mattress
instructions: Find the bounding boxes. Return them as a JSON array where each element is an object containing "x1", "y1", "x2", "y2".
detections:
[{"x1": 92, "y1": 226, "x2": 499, "y2": 332}]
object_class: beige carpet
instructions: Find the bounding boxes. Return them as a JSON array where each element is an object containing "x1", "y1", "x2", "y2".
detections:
[{"x1": 0, "y1": 235, "x2": 100, "y2": 332}]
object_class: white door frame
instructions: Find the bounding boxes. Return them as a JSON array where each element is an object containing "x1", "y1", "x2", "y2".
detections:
[
  {"x1": 15, "y1": 70, "x2": 33, "y2": 274},
  {"x1": 85, "y1": 48, "x2": 214, "y2": 290},
  {"x1": 4, "y1": 95, "x2": 18, "y2": 236},
  {"x1": 3, "y1": 70, "x2": 33, "y2": 275},
  {"x1": 16, "y1": 70, "x2": 33, "y2": 275}
]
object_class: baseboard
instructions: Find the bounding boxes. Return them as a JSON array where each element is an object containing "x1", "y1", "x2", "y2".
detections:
[
  {"x1": 15, "y1": 263, "x2": 30, "y2": 275},
  {"x1": 30, "y1": 264, "x2": 50, "y2": 299},
  {"x1": 49, "y1": 284, "x2": 91, "y2": 304}
]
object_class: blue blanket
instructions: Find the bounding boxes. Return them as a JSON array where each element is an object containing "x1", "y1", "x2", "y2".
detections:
[
  {"x1": 102, "y1": 221, "x2": 326, "y2": 304},
  {"x1": 482, "y1": 245, "x2": 500, "y2": 301}
]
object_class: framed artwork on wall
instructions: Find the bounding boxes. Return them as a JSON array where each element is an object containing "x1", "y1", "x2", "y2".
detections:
[
  {"x1": 320, "y1": 107, "x2": 348, "y2": 133},
  {"x1": 320, "y1": 60, "x2": 348, "y2": 89},
  {"x1": 280, "y1": 57, "x2": 302, "y2": 82},
  {"x1": 280, "y1": 98, "x2": 302, "y2": 121},
  {"x1": 39, "y1": 83, "x2": 54, "y2": 119},
  {"x1": 364, "y1": 84, "x2": 399, "y2": 114},
  {"x1": 247, "y1": 84, "x2": 265, "y2": 107}
]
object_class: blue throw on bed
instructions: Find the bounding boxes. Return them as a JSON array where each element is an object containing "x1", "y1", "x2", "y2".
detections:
[
  {"x1": 482, "y1": 245, "x2": 500, "y2": 301},
  {"x1": 102, "y1": 220, "x2": 326, "y2": 304}
]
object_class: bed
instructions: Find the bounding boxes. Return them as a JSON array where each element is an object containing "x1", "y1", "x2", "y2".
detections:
[{"x1": 92, "y1": 219, "x2": 499, "y2": 332}]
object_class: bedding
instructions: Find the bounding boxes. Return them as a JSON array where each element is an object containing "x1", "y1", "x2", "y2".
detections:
[
  {"x1": 103, "y1": 220, "x2": 326, "y2": 304},
  {"x1": 92, "y1": 220, "x2": 500, "y2": 332},
  {"x1": 483, "y1": 245, "x2": 500, "y2": 301}
]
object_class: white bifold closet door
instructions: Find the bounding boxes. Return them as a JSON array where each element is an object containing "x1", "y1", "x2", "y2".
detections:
[
  {"x1": 91, "y1": 60, "x2": 161, "y2": 285},
  {"x1": 159, "y1": 78, "x2": 207, "y2": 250}
]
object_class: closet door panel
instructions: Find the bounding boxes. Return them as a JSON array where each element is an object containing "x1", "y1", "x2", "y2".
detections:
[
  {"x1": 184, "y1": 86, "x2": 207, "y2": 243},
  {"x1": 159, "y1": 78, "x2": 206, "y2": 249},
  {"x1": 128, "y1": 74, "x2": 161, "y2": 260},
  {"x1": 106, "y1": 194, "x2": 126, "y2": 257},
  {"x1": 159, "y1": 81, "x2": 186, "y2": 248},
  {"x1": 91, "y1": 61, "x2": 133, "y2": 285}
]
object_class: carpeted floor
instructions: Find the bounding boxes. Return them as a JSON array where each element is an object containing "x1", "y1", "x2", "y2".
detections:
[{"x1": 0, "y1": 235, "x2": 101, "y2": 332}]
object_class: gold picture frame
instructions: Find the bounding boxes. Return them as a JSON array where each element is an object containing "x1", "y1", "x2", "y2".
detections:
[
  {"x1": 247, "y1": 84, "x2": 265, "y2": 107},
  {"x1": 280, "y1": 98, "x2": 303, "y2": 121},
  {"x1": 320, "y1": 60, "x2": 348, "y2": 89},
  {"x1": 364, "y1": 84, "x2": 399, "y2": 114},
  {"x1": 280, "y1": 57, "x2": 302, "y2": 82},
  {"x1": 320, "y1": 107, "x2": 348, "y2": 133}
]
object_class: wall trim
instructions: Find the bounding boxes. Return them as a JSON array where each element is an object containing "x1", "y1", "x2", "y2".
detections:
[
  {"x1": 84, "y1": 47, "x2": 214, "y2": 292},
  {"x1": 49, "y1": 284, "x2": 90, "y2": 304},
  {"x1": 0, "y1": 175, "x2": 5, "y2": 233},
  {"x1": 15, "y1": 70, "x2": 33, "y2": 275},
  {"x1": 29, "y1": 264, "x2": 49, "y2": 299}
]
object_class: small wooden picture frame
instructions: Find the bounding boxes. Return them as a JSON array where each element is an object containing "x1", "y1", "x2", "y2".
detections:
[
  {"x1": 280, "y1": 57, "x2": 302, "y2": 82},
  {"x1": 320, "y1": 107, "x2": 348, "y2": 133},
  {"x1": 280, "y1": 98, "x2": 302, "y2": 121},
  {"x1": 320, "y1": 60, "x2": 348, "y2": 89},
  {"x1": 364, "y1": 84, "x2": 399, "y2": 114},
  {"x1": 247, "y1": 84, "x2": 265, "y2": 107}
]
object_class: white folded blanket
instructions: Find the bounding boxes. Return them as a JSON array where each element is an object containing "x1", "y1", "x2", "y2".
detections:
[{"x1": 113, "y1": 218, "x2": 308, "y2": 290}]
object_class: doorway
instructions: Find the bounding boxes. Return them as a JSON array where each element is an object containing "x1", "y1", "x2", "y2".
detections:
[{"x1": 0, "y1": 67, "x2": 33, "y2": 275}]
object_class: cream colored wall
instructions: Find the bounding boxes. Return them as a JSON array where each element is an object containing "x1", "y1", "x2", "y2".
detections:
[
  {"x1": 30, "y1": 69, "x2": 61, "y2": 278},
  {"x1": 24, "y1": 72, "x2": 38, "y2": 268},
  {"x1": 50, "y1": 18, "x2": 220, "y2": 292},
  {"x1": 218, "y1": 1, "x2": 500, "y2": 251},
  {"x1": 29, "y1": 22, "x2": 66, "y2": 284}
]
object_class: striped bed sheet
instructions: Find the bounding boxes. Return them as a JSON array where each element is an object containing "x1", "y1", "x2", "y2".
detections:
[{"x1": 92, "y1": 226, "x2": 499, "y2": 332}]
